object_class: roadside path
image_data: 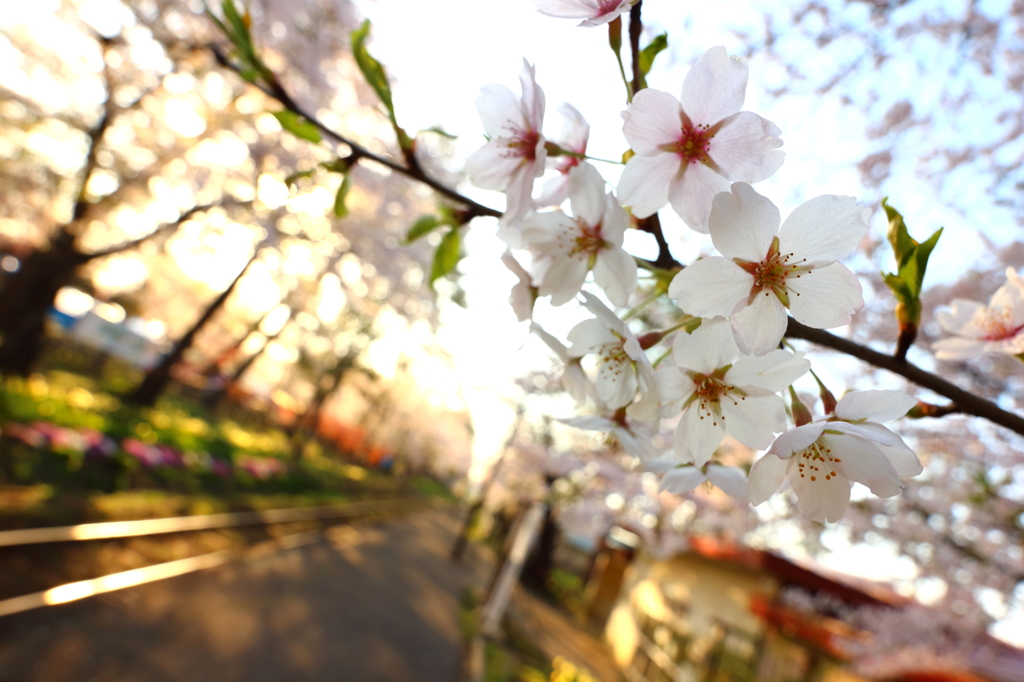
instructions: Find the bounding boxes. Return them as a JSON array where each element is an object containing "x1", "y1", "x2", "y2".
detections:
[{"x1": 0, "y1": 508, "x2": 489, "y2": 682}]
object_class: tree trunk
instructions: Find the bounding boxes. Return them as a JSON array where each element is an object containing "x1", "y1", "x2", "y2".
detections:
[
  {"x1": 125, "y1": 246, "x2": 263, "y2": 407},
  {"x1": 0, "y1": 237, "x2": 87, "y2": 375}
]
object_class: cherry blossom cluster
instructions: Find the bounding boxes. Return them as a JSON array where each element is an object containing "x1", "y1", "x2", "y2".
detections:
[{"x1": 467, "y1": 23, "x2": 928, "y2": 523}]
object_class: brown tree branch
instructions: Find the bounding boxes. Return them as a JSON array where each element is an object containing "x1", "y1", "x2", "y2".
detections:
[
  {"x1": 209, "y1": 45, "x2": 501, "y2": 221},
  {"x1": 785, "y1": 319, "x2": 1024, "y2": 436},
  {"x1": 629, "y1": 1, "x2": 645, "y2": 96}
]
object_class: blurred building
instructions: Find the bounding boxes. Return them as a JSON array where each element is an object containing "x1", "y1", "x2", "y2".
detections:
[{"x1": 581, "y1": 533, "x2": 1024, "y2": 682}]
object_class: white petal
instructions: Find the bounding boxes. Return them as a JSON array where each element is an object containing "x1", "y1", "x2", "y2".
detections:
[
  {"x1": 502, "y1": 159, "x2": 545, "y2": 226},
  {"x1": 708, "y1": 113, "x2": 784, "y2": 183},
  {"x1": 676, "y1": 404, "x2": 726, "y2": 466},
  {"x1": 622, "y1": 88, "x2": 683, "y2": 152},
  {"x1": 668, "y1": 258, "x2": 752, "y2": 319},
  {"x1": 706, "y1": 464, "x2": 750, "y2": 502},
  {"x1": 540, "y1": 255, "x2": 589, "y2": 306},
  {"x1": 787, "y1": 263, "x2": 863, "y2": 329},
  {"x1": 680, "y1": 46, "x2": 747, "y2": 125},
  {"x1": 465, "y1": 140, "x2": 525, "y2": 191},
  {"x1": 645, "y1": 457, "x2": 680, "y2": 474},
  {"x1": 579, "y1": 291, "x2": 627, "y2": 330},
  {"x1": 532, "y1": 322, "x2": 570, "y2": 361},
  {"x1": 720, "y1": 393, "x2": 786, "y2": 450},
  {"x1": 668, "y1": 161, "x2": 732, "y2": 233},
  {"x1": 521, "y1": 210, "x2": 574, "y2": 249},
  {"x1": 660, "y1": 466, "x2": 708, "y2": 495},
  {"x1": 932, "y1": 336, "x2": 986, "y2": 361},
  {"x1": 594, "y1": 247, "x2": 637, "y2": 308},
  {"x1": 778, "y1": 195, "x2": 870, "y2": 266},
  {"x1": 844, "y1": 422, "x2": 922, "y2": 477},
  {"x1": 558, "y1": 415, "x2": 614, "y2": 431},
  {"x1": 673, "y1": 317, "x2": 737, "y2": 374},
  {"x1": 768, "y1": 423, "x2": 827, "y2": 457},
  {"x1": 748, "y1": 453, "x2": 788, "y2": 505},
  {"x1": 617, "y1": 153, "x2": 678, "y2": 218},
  {"x1": 936, "y1": 299, "x2": 986, "y2": 336},
  {"x1": 790, "y1": 465, "x2": 851, "y2": 523},
  {"x1": 731, "y1": 291, "x2": 789, "y2": 356},
  {"x1": 596, "y1": 354, "x2": 638, "y2": 408},
  {"x1": 554, "y1": 102, "x2": 590, "y2": 152},
  {"x1": 827, "y1": 433, "x2": 903, "y2": 498},
  {"x1": 563, "y1": 361, "x2": 593, "y2": 406},
  {"x1": 600, "y1": 194, "x2": 629, "y2": 246},
  {"x1": 708, "y1": 182, "x2": 780, "y2": 261},
  {"x1": 834, "y1": 390, "x2": 916, "y2": 423},
  {"x1": 536, "y1": 174, "x2": 570, "y2": 208},
  {"x1": 726, "y1": 349, "x2": 810, "y2": 393},
  {"x1": 518, "y1": 59, "x2": 545, "y2": 132},
  {"x1": 566, "y1": 318, "x2": 618, "y2": 356},
  {"x1": 568, "y1": 162, "x2": 607, "y2": 225},
  {"x1": 476, "y1": 84, "x2": 524, "y2": 138}
]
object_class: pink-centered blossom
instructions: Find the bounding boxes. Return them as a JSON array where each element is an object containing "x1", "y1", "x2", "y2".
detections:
[
  {"x1": 748, "y1": 390, "x2": 921, "y2": 523},
  {"x1": 537, "y1": 103, "x2": 590, "y2": 207},
  {"x1": 932, "y1": 267, "x2": 1024, "y2": 360},
  {"x1": 617, "y1": 46, "x2": 784, "y2": 233},
  {"x1": 465, "y1": 59, "x2": 546, "y2": 227},
  {"x1": 669, "y1": 183, "x2": 869, "y2": 355},
  {"x1": 628, "y1": 317, "x2": 809, "y2": 466},
  {"x1": 522, "y1": 163, "x2": 636, "y2": 307},
  {"x1": 535, "y1": 0, "x2": 636, "y2": 28},
  {"x1": 567, "y1": 292, "x2": 653, "y2": 409}
]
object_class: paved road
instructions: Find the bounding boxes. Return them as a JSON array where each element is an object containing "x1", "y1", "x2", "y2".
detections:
[{"x1": 0, "y1": 508, "x2": 490, "y2": 682}]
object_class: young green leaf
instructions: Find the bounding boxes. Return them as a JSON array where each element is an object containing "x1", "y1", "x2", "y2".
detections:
[
  {"x1": 404, "y1": 216, "x2": 442, "y2": 244},
  {"x1": 333, "y1": 173, "x2": 352, "y2": 218},
  {"x1": 272, "y1": 111, "x2": 322, "y2": 144},
  {"x1": 284, "y1": 168, "x2": 316, "y2": 187},
  {"x1": 429, "y1": 228, "x2": 461, "y2": 289},
  {"x1": 637, "y1": 33, "x2": 668, "y2": 89},
  {"x1": 421, "y1": 125, "x2": 457, "y2": 140},
  {"x1": 351, "y1": 20, "x2": 397, "y2": 127}
]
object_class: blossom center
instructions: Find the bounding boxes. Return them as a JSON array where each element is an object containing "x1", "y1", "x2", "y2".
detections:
[
  {"x1": 977, "y1": 305, "x2": 1024, "y2": 341},
  {"x1": 502, "y1": 126, "x2": 541, "y2": 161},
  {"x1": 572, "y1": 221, "x2": 607, "y2": 257},
  {"x1": 674, "y1": 123, "x2": 713, "y2": 165},
  {"x1": 794, "y1": 438, "x2": 842, "y2": 483},
  {"x1": 686, "y1": 369, "x2": 742, "y2": 426},
  {"x1": 597, "y1": 340, "x2": 630, "y2": 384},
  {"x1": 737, "y1": 237, "x2": 808, "y2": 307}
]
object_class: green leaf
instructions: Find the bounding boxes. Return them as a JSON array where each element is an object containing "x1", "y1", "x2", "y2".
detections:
[
  {"x1": 907, "y1": 227, "x2": 943, "y2": 297},
  {"x1": 637, "y1": 33, "x2": 668, "y2": 89},
  {"x1": 351, "y1": 20, "x2": 397, "y2": 127},
  {"x1": 320, "y1": 157, "x2": 353, "y2": 174},
  {"x1": 404, "y1": 216, "x2": 442, "y2": 244},
  {"x1": 272, "y1": 111, "x2": 322, "y2": 144},
  {"x1": 333, "y1": 173, "x2": 352, "y2": 218},
  {"x1": 421, "y1": 125, "x2": 456, "y2": 140},
  {"x1": 284, "y1": 169, "x2": 316, "y2": 187},
  {"x1": 429, "y1": 228, "x2": 461, "y2": 288}
]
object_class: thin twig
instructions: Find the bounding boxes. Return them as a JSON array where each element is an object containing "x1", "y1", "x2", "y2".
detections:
[{"x1": 786, "y1": 319, "x2": 1024, "y2": 436}]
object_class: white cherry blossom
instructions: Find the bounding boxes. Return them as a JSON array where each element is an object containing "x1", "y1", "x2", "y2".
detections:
[
  {"x1": 522, "y1": 163, "x2": 636, "y2": 307},
  {"x1": 536, "y1": 103, "x2": 590, "y2": 207},
  {"x1": 531, "y1": 322, "x2": 592, "y2": 407},
  {"x1": 558, "y1": 414, "x2": 658, "y2": 460},
  {"x1": 566, "y1": 292, "x2": 653, "y2": 409},
  {"x1": 748, "y1": 390, "x2": 921, "y2": 523},
  {"x1": 465, "y1": 59, "x2": 546, "y2": 227},
  {"x1": 534, "y1": 0, "x2": 636, "y2": 27},
  {"x1": 933, "y1": 267, "x2": 1024, "y2": 360},
  {"x1": 628, "y1": 317, "x2": 809, "y2": 466},
  {"x1": 651, "y1": 461, "x2": 749, "y2": 502},
  {"x1": 617, "y1": 46, "x2": 784, "y2": 233},
  {"x1": 669, "y1": 183, "x2": 869, "y2": 355}
]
